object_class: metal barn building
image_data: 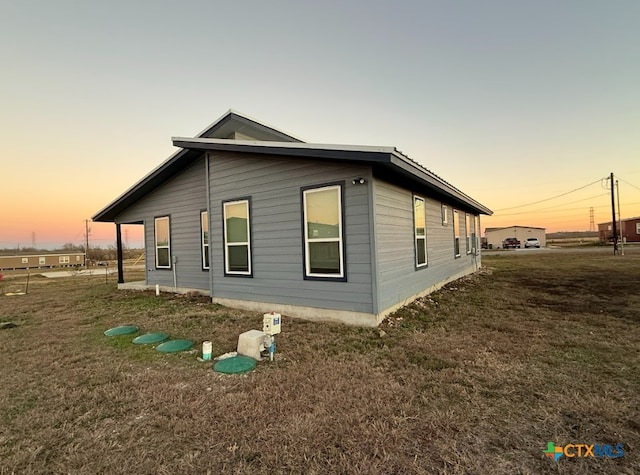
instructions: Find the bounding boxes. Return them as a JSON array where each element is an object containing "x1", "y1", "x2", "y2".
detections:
[{"x1": 485, "y1": 226, "x2": 546, "y2": 249}]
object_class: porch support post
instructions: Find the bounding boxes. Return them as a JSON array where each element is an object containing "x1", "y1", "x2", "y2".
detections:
[{"x1": 116, "y1": 223, "x2": 124, "y2": 284}]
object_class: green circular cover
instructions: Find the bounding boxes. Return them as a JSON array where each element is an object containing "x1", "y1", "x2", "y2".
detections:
[
  {"x1": 104, "y1": 325, "x2": 139, "y2": 336},
  {"x1": 156, "y1": 339, "x2": 193, "y2": 353},
  {"x1": 132, "y1": 332, "x2": 169, "y2": 345},
  {"x1": 213, "y1": 355, "x2": 257, "y2": 374}
]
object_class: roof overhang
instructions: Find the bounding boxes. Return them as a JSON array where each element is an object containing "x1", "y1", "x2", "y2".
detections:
[
  {"x1": 92, "y1": 113, "x2": 492, "y2": 222},
  {"x1": 170, "y1": 138, "x2": 493, "y2": 216},
  {"x1": 93, "y1": 110, "x2": 302, "y2": 222},
  {"x1": 92, "y1": 147, "x2": 202, "y2": 222}
]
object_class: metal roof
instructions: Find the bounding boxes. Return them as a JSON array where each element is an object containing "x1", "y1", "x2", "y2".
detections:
[
  {"x1": 170, "y1": 137, "x2": 492, "y2": 216},
  {"x1": 92, "y1": 110, "x2": 302, "y2": 222},
  {"x1": 93, "y1": 112, "x2": 492, "y2": 222},
  {"x1": 485, "y1": 226, "x2": 546, "y2": 232}
]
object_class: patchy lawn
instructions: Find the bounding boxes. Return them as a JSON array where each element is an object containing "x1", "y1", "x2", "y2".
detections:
[{"x1": 0, "y1": 249, "x2": 638, "y2": 474}]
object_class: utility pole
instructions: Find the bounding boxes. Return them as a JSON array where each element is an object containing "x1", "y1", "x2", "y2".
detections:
[
  {"x1": 616, "y1": 179, "x2": 624, "y2": 256},
  {"x1": 609, "y1": 172, "x2": 618, "y2": 255},
  {"x1": 589, "y1": 207, "x2": 595, "y2": 232},
  {"x1": 85, "y1": 219, "x2": 91, "y2": 267}
]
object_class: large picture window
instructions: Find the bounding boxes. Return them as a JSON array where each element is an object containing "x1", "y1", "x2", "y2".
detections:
[
  {"x1": 155, "y1": 216, "x2": 171, "y2": 268},
  {"x1": 453, "y1": 210, "x2": 460, "y2": 257},
  {"x1": 414, "y1": 196, "x2": 427, "y2": 267},
  {"x1": 303, "y1": 184, "x2": 344, "y2": 279},
  {"x1": 223, "y1": 199, "x2": 251, "y2": 276},
  {"x1": 201, "y1": 211, "x2": 209, "y2": 270}
]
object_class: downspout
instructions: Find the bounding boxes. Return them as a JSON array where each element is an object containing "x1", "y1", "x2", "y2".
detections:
[
  {"x1": 205, "y1": 152, "x2": 214, "y2": 298},
  {"x1": 116, "y1": 223, "x2": 124, "y2": 284},
  {"x1": 172, "y1": 256, "x2": 177, "y2": 292}
]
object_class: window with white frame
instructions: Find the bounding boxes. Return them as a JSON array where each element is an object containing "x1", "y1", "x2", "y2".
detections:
[
  {"x1": 223, "y1": 199, "x2": 251, "y2": 275},
  {"x1": 465, "y1": 214, "x2": 472, "y2": 254},
  {"x1": 636, "y1": 223, "x2": 640, "y2": 234},
  {"x1": 471, "y1": 215, "x2": 478, "y2": 254},
  {"x1": 59, "y1": 256, "x2": 70, "y2": 264},
  {"x1": 39, "y1": 257, "x2": 46, "y2": 265},
  {"x1": 414, "y1": 196, "x2": 427, "y2": 267},
  {"x1": 22, "y1": 258, "x2": 28, "y2": 264},
  {"x1": 155, "y1": 216, "x2": 171, "y2": 268},
  {"x1": 453, "y1": 210, "x2": 460, "y2": 257},
  {"x1": 442, "y1": 204, "x2": 448, "y2": 225},
  {"x1": 303, "y1": 184, "x2": 344, "y2": 279},
  {"x1": 201, "y1": 211, "x2": 209, "y2": 269},
  {"x1": 476, "y1": 216, "x2": 481, "y2": 254}
]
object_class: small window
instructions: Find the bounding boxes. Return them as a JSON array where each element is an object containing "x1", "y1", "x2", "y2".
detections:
[
  {"x1": 465, "y1": 214, "x2": 472, "y2": 254},
  {"x1": 59, "y1": 256, "x2": 70, "y2": 264},
  {"x1": 471, "y1": 215, "x2": 478, "y2": 254},
  {"x1": 76, "y1": 255, "x2": 81, "y2": 262},
  {"x1": 223, "y1": 199, "x2": 251, "y2": 276},
  {"x1": 636, "y1": 223, "x2": 640, "y2": 234},
  {"x1": 414, "y1": 196, "x2": 427, "y2": 267},
  {"x1": 39, "y1": 257, "x2": 46, "y2": 265},
  {"x1": 453, "y1": 210, "x2": 460, "y2": 257},
  {"x1": 155, "y1": 216, "x2": 171, "y2": 268},
  {"x1": 477, "y1": 216, "x2": 482, "y2": 254},
  {"x1": 201, "y1": 211, "x2": 209, "y2": 270},
  {"x1": 441, "y1": 204, "x2": 448, "y2": 225},
  {"x1": 22, "y1": 258, "x2": 28, "y2": 264},
  {"x1": 303, "y1": 184, "x2": 345, "y2": 279}
]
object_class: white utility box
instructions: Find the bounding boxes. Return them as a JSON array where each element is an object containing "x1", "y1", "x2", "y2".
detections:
[
  {"x1": 237, "y1": 329, "x2": 266, "y2": 361},
  {"x1": 263, "y1": 312, "x2": 282, "y2": 335}
]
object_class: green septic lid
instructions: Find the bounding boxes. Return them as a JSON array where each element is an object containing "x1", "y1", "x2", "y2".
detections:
[
  {"x1": 132, "y1": 332, "x2": 169, "y2": 345},
  {"x1": 156, "y1": 339, "x2": 193, "y2": 353},
  {"x1": 104, "y1": 325, "x2": 139, "y2": 336},
  {"x1": 213, "y1": 355, "x2": 257, "y2": 374}
]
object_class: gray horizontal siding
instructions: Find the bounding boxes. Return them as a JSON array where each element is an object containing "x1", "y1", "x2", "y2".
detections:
[
  {"x1": 209, "y1": 152, "x2": 374, "y2": 314},
  {"x1": 374, "y1": 179, "x2": 481, "y2": 313},
  {"x1": 116, "y1": 158, "x2": 209, "y2": 290}
]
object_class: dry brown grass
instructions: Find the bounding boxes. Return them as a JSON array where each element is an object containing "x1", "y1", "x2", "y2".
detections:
[{"x1": 1, "y1": 249, "x2": 638, "y2": 474}]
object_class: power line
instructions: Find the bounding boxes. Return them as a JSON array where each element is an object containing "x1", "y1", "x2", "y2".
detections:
[
  {"x1": 494, "y1": 192, "x2": 609, "y2": 216},
  {"x1": 493, "y1": 177, "x2": 605, "y2": 212},
  {"x1": 617, "y1": 176, "x2": 640, "y2": 192},
  {"x1": 497, "y1": 201, "x2": 612, "y2": 217}
]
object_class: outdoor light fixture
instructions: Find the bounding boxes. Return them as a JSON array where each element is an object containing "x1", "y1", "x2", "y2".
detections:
[{"x1": 352, "y1": 177, "x2": 366, "y2": 185}]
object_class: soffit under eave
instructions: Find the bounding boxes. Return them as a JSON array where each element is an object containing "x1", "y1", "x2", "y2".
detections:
[{"x1": 372, "y1": 164, "x2": 492, "y2": 216}]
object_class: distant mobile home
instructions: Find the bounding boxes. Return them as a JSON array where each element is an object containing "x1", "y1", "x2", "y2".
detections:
[
  {"x1": 485, "y1": 226, "x2": 546, "y2": 249},
  {"x1": 93, "y1": 111, "x2": 492, "y2": 326},
  {"x1": 0, "y1": 253, "x2": 86, "y2": 271},
  {"x1": 598, "y1": 216, "x2": 640, "y2": 243}
]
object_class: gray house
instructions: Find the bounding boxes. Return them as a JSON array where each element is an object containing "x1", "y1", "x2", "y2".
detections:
[{"x1": 93, "y1": 111, "x2": 492, "y2": 326}]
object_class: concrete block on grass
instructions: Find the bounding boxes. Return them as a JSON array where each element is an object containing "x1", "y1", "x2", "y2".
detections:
[{"x1": 237, "y1": 329, "x2": 266, "y2": 361}]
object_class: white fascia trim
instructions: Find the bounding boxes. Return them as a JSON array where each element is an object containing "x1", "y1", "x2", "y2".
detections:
[{"x1": 171, "y1": 137, "x2": 397, "y2": 154}]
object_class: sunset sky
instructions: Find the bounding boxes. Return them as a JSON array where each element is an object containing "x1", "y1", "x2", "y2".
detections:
[{"x1": 1, "y1": 1, "x2": 638, "y2": 249}]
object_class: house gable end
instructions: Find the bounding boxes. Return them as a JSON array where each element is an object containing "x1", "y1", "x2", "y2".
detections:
[
  {"x1": 92, "y1": 111, "x2": 302, "y2": 222},
  {"x1": 198, "y1": 110, "x2": 304, "y2": 143}
]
